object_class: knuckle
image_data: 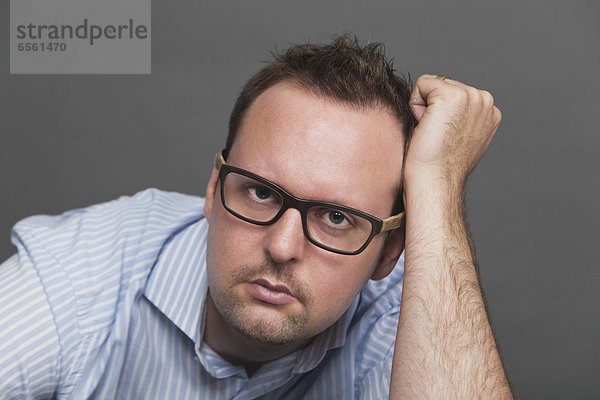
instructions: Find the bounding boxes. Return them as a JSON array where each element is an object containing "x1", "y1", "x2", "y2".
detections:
[
  {"x1": 453, "y1": 88, "x2": 469, "y2": 103},
  {"x1": 473, "y1": 94, "x2": 484, "y2": 108},
  {"x1": 480, "y1": 90, "x2": 495, "y2": 107},
  {"x1": 456, "y1": 87, "x2": 480, "y2": 108},
  {"x1": 480, "y1": 89, "x2": 493, "y2": 100},
  {"x1": 468, "y1": 87, "x2": 482, "y2": 100},
  {"x1": 416, "y1": 74, "x2": 430, "y2": 85}
]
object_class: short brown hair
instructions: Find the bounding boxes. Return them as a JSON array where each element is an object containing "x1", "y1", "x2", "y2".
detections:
[{"x1": 226, "y1": 35, "x2": 414, "y2": 212}]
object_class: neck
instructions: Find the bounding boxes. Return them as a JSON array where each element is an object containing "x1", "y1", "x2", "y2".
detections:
[{"x1": 203, "y1": 293, "x2": 311, "y2": 375}]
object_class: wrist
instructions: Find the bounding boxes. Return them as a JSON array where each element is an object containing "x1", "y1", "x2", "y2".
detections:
[{"x1": 403, "y1": 171, "x2": 464, "y2": 216}]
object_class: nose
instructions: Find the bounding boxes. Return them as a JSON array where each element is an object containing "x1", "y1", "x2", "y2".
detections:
[{"x1": 263, "y1": 208, "x2": 306, "y2": 264}]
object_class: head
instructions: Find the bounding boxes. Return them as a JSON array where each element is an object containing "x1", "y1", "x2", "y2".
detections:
[
  {"x1": 226, "y1": 35, "x2": 415, "y2": 212},
  {"x1": 203, "y1": 35, "x2": 414, "y2": 351}
]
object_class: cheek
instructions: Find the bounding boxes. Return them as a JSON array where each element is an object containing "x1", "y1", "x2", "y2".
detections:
[
  {"x1": 313, "y1": 271, "x2": 369, "y2": 305},
  {"x1": 300, "y1": 254, "x2": 378, "y2": 326},
  {"x1": 302, "y1": 279, "x2": 363, "y2": 335},
  {"x1": 206, "y1": 208, "x2": 266, "y2": 278}
]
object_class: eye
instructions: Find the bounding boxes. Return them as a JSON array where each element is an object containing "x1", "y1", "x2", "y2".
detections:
[
  {"x1": 251, "y1": 186, "x2": 272, "y2": 200},
  {"x1": 246, "y1": 184, "x2": 277, "y2": 203},
  {"x1": 312, "y1": 207, "x2": 354, "y2": 230},
  {"x1": 328, "y1": 211, "x2": 346, "y2": 225}
]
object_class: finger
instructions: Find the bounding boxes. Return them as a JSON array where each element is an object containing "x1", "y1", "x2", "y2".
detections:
[
  {"x1": 493, "y1": 106, "x2": 502, "y2": 126},
  {"x1": 409, "y1": 74, "x2": 463, "y2": 120},
  {"x1": 409, "y1": 74, "x2": 442, "y2": 107},
  {"x1": 409, "y1": 75, "x2": 441, "y2": 120},
  {"x1": 482, "y1": 106, "x2": 502, "y2": 149}
]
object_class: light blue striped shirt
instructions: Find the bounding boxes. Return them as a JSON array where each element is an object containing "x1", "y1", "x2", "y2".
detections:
[{"x1": 0, "y1": 188, "x2": 404, "y2": 399}]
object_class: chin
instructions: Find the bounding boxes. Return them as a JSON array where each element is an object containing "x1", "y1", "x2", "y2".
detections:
[{"x1": 223, "y1": 301, "x2": 310, "y2": 346}]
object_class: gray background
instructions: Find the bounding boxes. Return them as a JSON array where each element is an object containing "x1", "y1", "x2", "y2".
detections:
[{"x1": 1, "y1": 0, "x2": 598, "y2": 398}]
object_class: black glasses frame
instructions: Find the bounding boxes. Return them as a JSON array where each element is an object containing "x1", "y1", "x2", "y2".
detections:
[{"x1": 215, "y1": 150, "x2": 404, "y2": 255}]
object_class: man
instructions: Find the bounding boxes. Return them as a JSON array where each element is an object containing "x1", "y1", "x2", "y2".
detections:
[{"x1": 0, "y1": 36, "x2": 511, "y2": 398}]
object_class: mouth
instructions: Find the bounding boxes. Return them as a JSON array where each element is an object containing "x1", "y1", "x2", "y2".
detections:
[{"x1": 246, "y1": 278, "x2": 296, "y2": 305}]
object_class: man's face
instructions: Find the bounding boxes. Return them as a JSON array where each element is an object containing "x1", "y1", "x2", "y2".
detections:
[{"x1": 203, "y1": 81, "x2": 405, "y2": 348}]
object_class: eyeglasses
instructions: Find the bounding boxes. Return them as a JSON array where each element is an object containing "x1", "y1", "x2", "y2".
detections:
[{"x1": 214, "y1": 150, "x2": 404, "y2": 255}]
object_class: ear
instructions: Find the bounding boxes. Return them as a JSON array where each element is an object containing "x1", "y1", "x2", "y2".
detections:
[
  {"x1": 370, "y1": 217, "x2": 405, "y2": 281},
  {"x1": 203, "y1": 165, "x2": 220, "y2": 223}
]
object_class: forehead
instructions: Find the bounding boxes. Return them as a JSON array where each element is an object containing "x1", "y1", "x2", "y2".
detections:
[{"x1": 227, "y1": 82, "x2": 405, "y2": 215}]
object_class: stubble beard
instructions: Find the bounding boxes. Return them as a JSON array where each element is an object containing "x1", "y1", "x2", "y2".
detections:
[{"x1": 214, "y1": 261, "x2": 312, "y2": 346}]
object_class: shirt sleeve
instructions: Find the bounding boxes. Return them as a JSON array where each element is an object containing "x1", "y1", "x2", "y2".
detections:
[{"x1": 0, "y1": 254, "x2": 61, "y2": 399}]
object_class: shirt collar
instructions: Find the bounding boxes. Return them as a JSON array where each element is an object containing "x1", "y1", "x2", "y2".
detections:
[
  {"x1": 144, "y1": 217, "x2": 209, "y2": 344},
  {"x1": 292, "y1": 295, "x2": 360, "y2": 374}
]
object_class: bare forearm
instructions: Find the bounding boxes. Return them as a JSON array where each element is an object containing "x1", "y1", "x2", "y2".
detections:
[{"x1": 390, "y1": 184, "x2": 512, "y2": 399}]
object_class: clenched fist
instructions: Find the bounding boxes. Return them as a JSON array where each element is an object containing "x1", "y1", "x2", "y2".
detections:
[{"x1": 404, "y1": 74, "x2": 502, "y2": 196}]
